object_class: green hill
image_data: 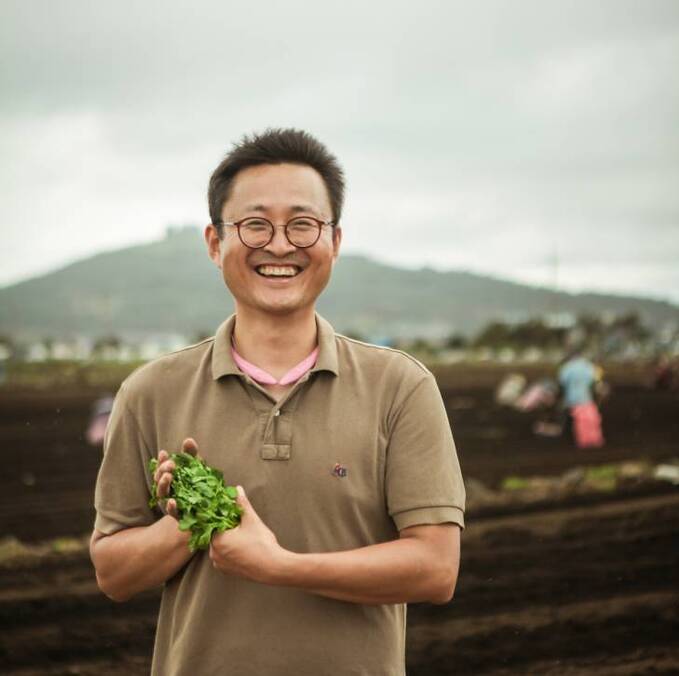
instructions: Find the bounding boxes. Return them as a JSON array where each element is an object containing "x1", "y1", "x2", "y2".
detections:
[{"x1": 1, "y1": 226, "x2": 676, "y2": 340}]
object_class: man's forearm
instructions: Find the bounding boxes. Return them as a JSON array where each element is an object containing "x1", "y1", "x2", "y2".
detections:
[
  {"x1": 90, "y1": 516, "x2": 193, "y2": 602},
  {"x1": 271, "y1": 529, "x2": 459, "y2": 605}
]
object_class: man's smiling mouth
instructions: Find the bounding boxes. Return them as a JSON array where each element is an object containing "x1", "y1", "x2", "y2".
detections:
[{"x1": 254, "y1": 264, "x2": 303, "y2": 278}]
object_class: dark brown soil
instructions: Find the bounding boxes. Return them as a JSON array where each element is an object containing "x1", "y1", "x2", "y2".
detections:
[
  {"x1": 1, "y1": 372, "x2": 677, "y2": 674},
  {"x1": 406, "y1": 491, "x2": 679, "y2": 675}
]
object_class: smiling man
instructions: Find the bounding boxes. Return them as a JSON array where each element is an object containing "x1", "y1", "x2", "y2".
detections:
[{"x1": 90, "y1": 128, "x2": 466, "y2": 676}]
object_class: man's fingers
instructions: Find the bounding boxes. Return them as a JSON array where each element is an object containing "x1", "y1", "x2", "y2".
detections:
[
  {"x1": 182, "y1": 437, "x2": 199, "y2": 456},
  {"x1": 154, "y1": 450, "x2": 168, "y2": 480},
  {"x1": 157, "y1": 472, "x2": 173, "y2": 498},
  {"x1": 154, "y1": 442, "x2": 200, "y2": 518},
  {"x1": 153, "y1": 460, "x2": 175, "y2": 483}
]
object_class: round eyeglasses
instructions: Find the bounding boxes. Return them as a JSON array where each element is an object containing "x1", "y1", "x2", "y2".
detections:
[{"x1": 215, "y1": 216, "x2": 336, "y2": 249}]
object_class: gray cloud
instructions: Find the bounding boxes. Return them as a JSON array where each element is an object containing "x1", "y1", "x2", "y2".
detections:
[{"x1": 1, "y1": 0, "x2": 678, "y2": 303}]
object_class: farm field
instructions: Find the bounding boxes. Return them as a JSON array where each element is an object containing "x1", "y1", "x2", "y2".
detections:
[{"x1": 1, "y1": 363, "x2": 677, "y2": 674}]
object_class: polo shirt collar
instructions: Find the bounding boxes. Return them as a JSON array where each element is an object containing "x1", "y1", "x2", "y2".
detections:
[
  {"x1": 211, "y1": 313, "x2": 339, "y2": 381},
  {"x1": 311, "y1": 313, "x2": 339, "y2": 377},
  {"x1": 211, "y1": 315, "x2": 240, "y2": 380}
]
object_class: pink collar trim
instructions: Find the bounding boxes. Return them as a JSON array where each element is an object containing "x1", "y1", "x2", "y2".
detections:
[{"x1": 231, "y1": 344, "x2": 319, "y2": 386}]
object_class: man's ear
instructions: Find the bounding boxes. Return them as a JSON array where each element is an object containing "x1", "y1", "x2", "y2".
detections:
[
  {"x1": 332, "y1": 225, "x2": 342, "y2": 260},
  {"x1": 205, "y1": 224, "x2": 223, "y2": 268}
]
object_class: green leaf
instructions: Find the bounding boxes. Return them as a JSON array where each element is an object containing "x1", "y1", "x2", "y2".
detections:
[
  {"x1": 148, "y1": 451, "x2": 242, "y2": 550},
  {"x1": 178, "y1": 514, "x2": 197, "y2": 530}
]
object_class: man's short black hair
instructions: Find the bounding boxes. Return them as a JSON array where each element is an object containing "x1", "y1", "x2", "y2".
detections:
[{"x1": 208, "y1": 128, "x2": 345, "y2": 228}]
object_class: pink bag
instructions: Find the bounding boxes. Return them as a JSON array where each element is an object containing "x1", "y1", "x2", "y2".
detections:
[{"x1": 572, "y1": 403, "x2": 604, "y2": 448}]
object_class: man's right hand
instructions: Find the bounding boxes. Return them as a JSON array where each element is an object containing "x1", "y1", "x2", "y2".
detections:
[{"x1": 153, "y1": 437, "x2": 199, "y2": 519}]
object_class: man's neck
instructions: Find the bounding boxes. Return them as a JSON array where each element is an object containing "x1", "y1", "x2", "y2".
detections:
[{"x1": 231, "y1": 306, "x2": 318, "y2": 381}]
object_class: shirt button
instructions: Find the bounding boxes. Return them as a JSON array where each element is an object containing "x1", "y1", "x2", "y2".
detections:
[{"x1": 274, "y1": 410, "x2": 281, "y2": 417}]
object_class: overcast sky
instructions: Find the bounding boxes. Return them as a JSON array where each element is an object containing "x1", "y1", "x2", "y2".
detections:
[{"x1": 1, "y1": 0, "x2": 678, "y2": 302}]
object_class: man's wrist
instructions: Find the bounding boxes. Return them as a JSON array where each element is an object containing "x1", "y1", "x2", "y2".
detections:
[{"x1": 267, "y1": 547, "x2": 300, "y2": 586}]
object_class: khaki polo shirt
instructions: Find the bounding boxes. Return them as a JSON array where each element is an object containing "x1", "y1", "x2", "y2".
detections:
[{"x1": 94, "y1": 314, "x2": 465, "y2": 676}]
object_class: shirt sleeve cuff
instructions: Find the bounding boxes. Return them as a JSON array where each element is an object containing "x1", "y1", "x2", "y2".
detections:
[
  {"x1": 391, "y1": 505, "x2": 465, "y2": 531},
  {"x1": 94, "y1": 509, "x2": 156, "y2": 536}
]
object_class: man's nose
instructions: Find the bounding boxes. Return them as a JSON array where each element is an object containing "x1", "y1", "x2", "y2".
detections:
[{"x1": 263, "y1": 225, "x2": 298, "y2": 256}]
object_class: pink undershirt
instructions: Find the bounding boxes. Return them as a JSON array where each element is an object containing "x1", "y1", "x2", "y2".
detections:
[{"x1": 231, "y1": 342, "x2": 319, "y2": 386}]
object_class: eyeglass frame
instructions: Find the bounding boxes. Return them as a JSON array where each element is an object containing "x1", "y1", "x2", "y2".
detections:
[{"x1": 213, "y1": 216, "x2": 337, "y2": 249}]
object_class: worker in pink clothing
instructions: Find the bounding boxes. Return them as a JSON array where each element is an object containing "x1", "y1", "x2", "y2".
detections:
[{"x1": 558, "y1": 350, "x2": 605, "y2": 448}]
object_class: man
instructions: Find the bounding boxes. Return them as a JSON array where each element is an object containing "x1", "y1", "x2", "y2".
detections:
[{"x1": 90, "y1": 128, "x2": 466, "y2": 676}]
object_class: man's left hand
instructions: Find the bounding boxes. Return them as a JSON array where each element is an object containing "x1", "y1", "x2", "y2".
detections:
[{"x1": 209, "y1": 486, "x2": 287, "y2": 584}]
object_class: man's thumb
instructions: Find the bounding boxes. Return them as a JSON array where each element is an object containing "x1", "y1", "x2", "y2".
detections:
[{"x1": 236, "y1": 485, "x2": 253, "y2": 515}]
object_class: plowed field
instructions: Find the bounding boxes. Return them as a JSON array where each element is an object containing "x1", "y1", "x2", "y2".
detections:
[{"x1": 1, "y1": 368, "x2": 677, "y2": 674}]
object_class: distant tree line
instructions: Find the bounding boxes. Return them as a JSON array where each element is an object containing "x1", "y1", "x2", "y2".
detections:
[
  {"x1": 391, "y1": 312, "x2": 658, "y2": 360},
  {"x1": 0, "y1": 312, "x2": 665, "y2": 365}
]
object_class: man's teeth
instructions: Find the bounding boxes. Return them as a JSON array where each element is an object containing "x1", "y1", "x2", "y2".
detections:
[{"x1": 256, "y1": 265, "x2": 300, "y2": 277}]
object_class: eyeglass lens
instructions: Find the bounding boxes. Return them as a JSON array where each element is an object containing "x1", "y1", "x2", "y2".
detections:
[{"x1": 239, "y1": 218, "x2": 322, "y2": 248}]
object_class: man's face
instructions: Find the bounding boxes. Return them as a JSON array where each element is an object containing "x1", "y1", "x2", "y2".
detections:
[{"x1": 205, "y1": 163, "x2": 342, "y2": 317}]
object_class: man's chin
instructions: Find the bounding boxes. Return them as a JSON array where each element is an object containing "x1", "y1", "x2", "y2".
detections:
[{"x1": 246, "y1": 293, "x2": 313, "y2": 317}]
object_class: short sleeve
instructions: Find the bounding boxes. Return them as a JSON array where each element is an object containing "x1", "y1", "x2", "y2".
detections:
[
  {"x1": 386, "y1": 373, "x2": 466, "y2": 531},
  {"x1": 93, "y1": 383, "x2": 159, "y2": 535}
]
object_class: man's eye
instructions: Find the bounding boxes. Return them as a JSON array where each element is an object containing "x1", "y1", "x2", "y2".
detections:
[
  {"x1": 243, "y1": 220, "x2": 271, "y2": 231},
  {"x1": 289, "y1": 218, "x2": 317, "y2": 229}
]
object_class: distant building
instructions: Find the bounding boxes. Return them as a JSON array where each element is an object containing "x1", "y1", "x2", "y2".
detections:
[
  {"x1": 521, "y1": 347, "x2": 545, "y2": 362},
  {"x1": 138, "y1": 334, "x2": 191, "y2": 360},
  {"x1": 544, "y1": 312, "x2": 576, "y2": 329},
  {"x1": 26, "y1": 343, "x2": 50, "y2": 362},
  {"x1": 51, "y1": 341, "x2": 79, "y2": 360}
]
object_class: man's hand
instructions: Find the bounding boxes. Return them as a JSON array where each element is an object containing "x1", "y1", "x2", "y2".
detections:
[
  {"x1": 153, "y1": 437, "x2": 199, "y2": 519},
  {"x1": 209, "y1": 486, "x2": 287, "y2": 584}
]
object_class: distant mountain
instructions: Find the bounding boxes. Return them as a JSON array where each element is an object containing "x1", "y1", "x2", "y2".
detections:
[{"x1": 1, "y1": 226, "x2": 677, "y2": 341}]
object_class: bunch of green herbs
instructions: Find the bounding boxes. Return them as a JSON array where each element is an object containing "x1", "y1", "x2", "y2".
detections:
[{"x1": 148, "y1": 452, "x2": 242, "y2": 551}]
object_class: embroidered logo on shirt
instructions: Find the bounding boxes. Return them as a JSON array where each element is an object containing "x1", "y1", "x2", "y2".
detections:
[{"x1": 332, "y1": 463, "x2": 348, "y2": 478}]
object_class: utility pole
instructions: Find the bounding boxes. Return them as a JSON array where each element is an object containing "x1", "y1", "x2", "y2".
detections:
[{"x1": 548, "y1": 240, "x2": 560, "y2": 319}]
